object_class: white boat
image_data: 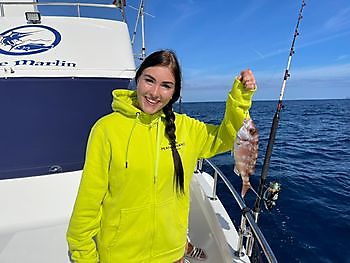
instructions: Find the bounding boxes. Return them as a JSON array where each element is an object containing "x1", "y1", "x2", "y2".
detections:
[{"x1": 0, "y1": 1, "x2": 277, "y2": 262}]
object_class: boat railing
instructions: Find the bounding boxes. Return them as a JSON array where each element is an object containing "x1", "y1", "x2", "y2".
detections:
[
  {"x1": 0, "y1": 1, "x2": 126, "y2": 21},
  {"x1": 196, "y1": 158, "x2": 278, "y2": 263}
]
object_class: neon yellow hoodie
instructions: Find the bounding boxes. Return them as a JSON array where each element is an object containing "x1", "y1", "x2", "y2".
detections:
[{"x1": 66, "y1": 79, "x2": 255, "y2": 263}]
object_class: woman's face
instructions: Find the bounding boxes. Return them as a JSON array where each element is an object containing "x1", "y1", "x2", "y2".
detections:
[{"x1": 136, "y1": 66, "x2": 176, "y2": 115}]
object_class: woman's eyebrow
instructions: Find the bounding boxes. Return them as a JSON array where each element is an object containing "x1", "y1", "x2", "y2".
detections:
[
  {"x1": 162, "y1": 81, "x2": 175, "y2": 86},
  {"x1": 143, "y1": 74, "x2": 175, "y2": 85},
  {"x1": 143, "y1": 73, "x2": 156, "y2": 80}
]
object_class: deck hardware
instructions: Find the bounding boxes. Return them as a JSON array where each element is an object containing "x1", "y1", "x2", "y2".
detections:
[
  {"x1": 235, "y1": 207, "x2": 254, "y2": 257},
  {"x1": 235, "y1": 214, "x2": 253, "y2": 258},
  {"x1": 25, "y1": 11, "x2": 41, "y2": 24},
  {"x1": 49, "y1": 165, "x2": 62, "y2": 174},
  {"x1": 263, "y1": 181, "x2": 281, "y2": 211}
]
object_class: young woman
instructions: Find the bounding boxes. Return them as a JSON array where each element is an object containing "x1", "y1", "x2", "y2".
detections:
[{"x1": 67, "y1": 50, "x2": 256, "y2": 263}]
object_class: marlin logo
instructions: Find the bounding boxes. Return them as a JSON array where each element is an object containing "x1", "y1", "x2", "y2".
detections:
[
  {"x1": 1, "y1": 31, "x2": 33, "y2": 47},
  {"x1": 0, "y1": 25, "x2": 61, "y2": 55}
]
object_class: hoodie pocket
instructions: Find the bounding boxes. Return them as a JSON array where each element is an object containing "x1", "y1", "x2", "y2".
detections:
[
  {"x1": 152, "y1": 198, "x2": 187, "y2": 257},
  {"x1": 101, "y1": 205, "x2": 153, "y2": 261}
]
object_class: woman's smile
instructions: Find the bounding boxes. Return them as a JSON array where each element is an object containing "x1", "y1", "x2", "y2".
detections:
[{"x1": 137, "y1": 66, "x2": 175, "y2": 115}]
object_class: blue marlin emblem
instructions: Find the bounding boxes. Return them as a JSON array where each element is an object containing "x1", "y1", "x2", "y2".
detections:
[
  {"x1": 14, "y1": 43, "x2": 53, "y2": 52},
  {"x1": 0, "y1": 30, "x2": 51, "y2": 52},
  {"x1": 0, "y1": 31, "x2": 33, "y2": 50},
  {"x1": 0, "y1": 25, "x2": 61, "y2": 55}
]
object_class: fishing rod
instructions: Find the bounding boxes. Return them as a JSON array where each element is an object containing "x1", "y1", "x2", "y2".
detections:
[
  {"x1": 248, "y1": 2, "x2": 306, "y2": 262},
  {"x1": 253, "y1": 0, "x2": 306, "y2": 220}
]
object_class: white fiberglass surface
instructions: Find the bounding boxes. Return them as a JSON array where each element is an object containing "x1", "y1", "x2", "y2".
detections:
[
  {"x1": 188, "y1": 172, "x2": 250, "y2": 263},
  {"x1": 0, "y1": 171, "x2": 81, "y2": 263}
]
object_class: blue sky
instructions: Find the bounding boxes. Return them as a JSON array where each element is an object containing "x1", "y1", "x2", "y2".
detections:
[
  {"x1": 131, "y1": 0, "x2": 350, "y2": 101},
  {"x1": 44, "y1": 0, "x2": 350, "y2": 101}
]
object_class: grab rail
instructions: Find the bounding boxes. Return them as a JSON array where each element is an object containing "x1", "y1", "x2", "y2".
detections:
[
  {"x1": 197, "y1": 158, "x2": 278, "y2": 263},
  {"x1": 0, "y1": 1, "x2": 125, "y2": 20}
]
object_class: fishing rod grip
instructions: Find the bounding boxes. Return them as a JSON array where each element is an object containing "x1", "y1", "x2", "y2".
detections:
[{"x1": 253, "y1": 109, "x2": 281, "y2": 212}]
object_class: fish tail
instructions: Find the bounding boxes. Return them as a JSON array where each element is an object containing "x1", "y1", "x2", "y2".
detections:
[
  {"x1": 241, "y1": 183, "x2": 250, "y2": 197},
  {"x1": 241, "y1": 175, "x2": 251, "y2": 197}
]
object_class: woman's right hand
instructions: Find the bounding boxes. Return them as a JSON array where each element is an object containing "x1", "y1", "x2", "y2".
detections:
[{"x1": 237, "y1": 69, "x2": 256, "y2": 91}]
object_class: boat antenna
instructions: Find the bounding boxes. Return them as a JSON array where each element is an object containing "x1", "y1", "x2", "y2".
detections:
[
  {"x1": 140, "y1": 0, "x2": 146, "y2": 60},
  {"x1": 130, "y1": 0, "x2": 152, "y2": 61},
  {"x1": 253, "y1": 0, "x2": 306, "y2": 220}
]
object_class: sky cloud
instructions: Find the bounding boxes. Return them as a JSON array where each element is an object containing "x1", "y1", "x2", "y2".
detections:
[
  {"x1": 230, "y1": 0, "x2": 266, "y2": 24},
  {"x1": 168, "y1": 1, "x2": 202, "y2": 27},
  {"x1": 183, "y1": 63, "x2": 350, "y2": 102},
  {"x1": 299, "y1": 29, "x2": 350, "y2": 50},
  {"x1": 291, "y1": 63, "x2": 350, "y2": 79},
  {"x1": 337, "y1": 55, "x2": 349, "y2": 61},
  {"x1": 324, "y1": 7, "x2": 350, "y2": 31}
]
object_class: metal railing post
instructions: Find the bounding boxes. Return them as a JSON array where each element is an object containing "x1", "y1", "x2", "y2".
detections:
[
  {"x1": 209, "y1": 170, "x2": 218, "y2": 200},
  {"x1": 0, "y1": 4, "x2": 4, "y2": 17},
  {"x1": 196, "y1": 159, "x2": 203, "y2": 172},
  {"x1": 235, "y1": 215, "x2": 247, "y2": 257},
  {"x1": 77, "y1": 3, "x2": 80, "y2": 17}
]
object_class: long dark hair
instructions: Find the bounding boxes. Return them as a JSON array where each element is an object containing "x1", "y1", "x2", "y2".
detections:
[{"x1": 135, "y1": 50, "x2": 184, "y2": 194}]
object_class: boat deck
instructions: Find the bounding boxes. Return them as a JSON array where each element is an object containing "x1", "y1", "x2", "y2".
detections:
[{"x1": 188, "y1": 171, "x2": 250, "y2": 263}]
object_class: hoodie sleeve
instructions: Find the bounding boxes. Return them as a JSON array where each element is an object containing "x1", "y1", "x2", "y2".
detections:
[
  {"x1": 197, "y1": 78, "x2": 256, "y2": 158},
  {"x1": 66, "y1": 123, "x2": 110, "y2": 263}
]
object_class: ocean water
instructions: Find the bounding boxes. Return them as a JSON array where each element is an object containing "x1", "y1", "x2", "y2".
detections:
[{"x1": 178, "y1": 99, "x2": 350, "y2": 263}]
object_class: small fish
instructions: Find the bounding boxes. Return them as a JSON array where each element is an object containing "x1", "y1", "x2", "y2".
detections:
[{"x1": 233, "y1": 118, "x2": 259, "y2": 197}]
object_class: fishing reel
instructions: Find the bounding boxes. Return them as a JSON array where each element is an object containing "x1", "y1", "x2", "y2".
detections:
[{"x1": 263, "y1": 181, "x2": 281, "y2": 211}]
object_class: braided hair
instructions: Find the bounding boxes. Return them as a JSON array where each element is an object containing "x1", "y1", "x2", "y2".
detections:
[{"x1": 135, "y1": 50, "x2": 184, "y2": 194}]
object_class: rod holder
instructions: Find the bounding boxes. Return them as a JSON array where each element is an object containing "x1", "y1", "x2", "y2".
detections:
[
  {"x1": 234, "y1": 208, "x2": 253, "y2": 257},
  {"x1": 209, "y1": 170, "x2": 218, "y2": 200}
]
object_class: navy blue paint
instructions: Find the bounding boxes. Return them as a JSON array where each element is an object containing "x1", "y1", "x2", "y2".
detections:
[{"x1": 0, "y1": 77, "x2": 130, "y2": 179}]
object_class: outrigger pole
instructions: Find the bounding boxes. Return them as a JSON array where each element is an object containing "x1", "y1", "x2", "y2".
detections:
[{"x1": 253, "y1": 0, "x2": 306, "y2": 220}]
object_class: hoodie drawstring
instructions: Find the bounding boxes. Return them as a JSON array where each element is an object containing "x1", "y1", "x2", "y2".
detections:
[{"x1": 125, "y1": 112, "x2": 140, "y2": 168}]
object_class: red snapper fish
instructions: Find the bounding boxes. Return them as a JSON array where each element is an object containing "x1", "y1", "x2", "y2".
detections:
[{"x1": 233, "y1": 118, "x2": 259, "y2": 197}]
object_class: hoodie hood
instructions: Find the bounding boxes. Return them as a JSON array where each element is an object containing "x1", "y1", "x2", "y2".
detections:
[
  {"x1": 111, "y1": 89, "x2": 164, "y2": 123},
  {"x1": 112, "y1": 89, "x2": 139, "y2": 117}
]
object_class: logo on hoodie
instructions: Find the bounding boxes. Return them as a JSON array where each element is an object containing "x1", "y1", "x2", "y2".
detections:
[
  {"x1": 161, "y1": 142, "x2": 185, "y2": 151},
  {"x1": 0, "y1": 25, "x2": 61, "y2": 56}
]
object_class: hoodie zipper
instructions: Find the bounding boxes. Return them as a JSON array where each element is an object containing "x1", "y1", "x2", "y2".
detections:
[{"x1": 150, "y1": 117, "x2": 162, "y2": 257}]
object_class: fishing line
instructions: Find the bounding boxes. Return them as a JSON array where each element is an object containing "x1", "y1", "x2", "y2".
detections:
[{"x1": 249, "y1": 185, "x2": 260, "y2": 199}]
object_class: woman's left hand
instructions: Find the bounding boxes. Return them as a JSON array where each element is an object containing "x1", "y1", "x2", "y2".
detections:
[{"x1": 237, "y1": 69, "x2": 256, "y2": 90}]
